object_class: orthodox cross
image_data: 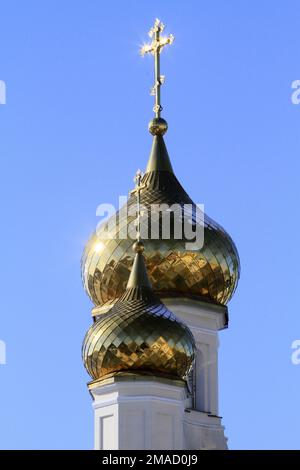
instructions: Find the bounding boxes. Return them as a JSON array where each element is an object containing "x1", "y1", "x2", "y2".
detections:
[{"x1": 141, "y1": 19, "x2": 174, "y2": 118}]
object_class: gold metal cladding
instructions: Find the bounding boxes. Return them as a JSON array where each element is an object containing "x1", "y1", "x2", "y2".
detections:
[
  {"x1": 82, "y1": 292, "x2": 195, "y2": 381},
  {"x1": 81, "y1": 172, "x2": 240, "y2": 308},
  {"x1": 140, "y1": 19, "x2": 174, "y2": 119}
]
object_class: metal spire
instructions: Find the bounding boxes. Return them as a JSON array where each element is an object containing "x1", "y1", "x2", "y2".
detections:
[{"x1": 141, "y1": 19, "x2": 174, "y2": 119}]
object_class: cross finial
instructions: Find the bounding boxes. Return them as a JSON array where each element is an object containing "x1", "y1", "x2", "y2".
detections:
[
  {"x1": 133, "y1": 169, "x2": 144, "y2": 243},
  {"x1": 134, "y1": 168, "x2": 143, "y2": 188},
  {"x1": 141, "y1": 19, "x2": 174, "y2": 118}
]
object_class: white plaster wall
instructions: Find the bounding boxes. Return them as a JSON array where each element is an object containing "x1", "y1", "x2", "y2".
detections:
[
  {"x1": 164, "y1": 297, "x2": 227, "y2": 416},
  {"x1": 91, "y1": 378, "x2": 186, "y2": 450}
]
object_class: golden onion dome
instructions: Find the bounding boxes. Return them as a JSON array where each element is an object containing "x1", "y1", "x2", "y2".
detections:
[
  {"x1": 82, "y1": 20, "x2": 240, "y2": 310},
  {"x1": 82, "y1": 242, "x2": 195, "y2": 381},
  {"x1": 81, "y1": 130, "x2": 240, "y2": 309}
]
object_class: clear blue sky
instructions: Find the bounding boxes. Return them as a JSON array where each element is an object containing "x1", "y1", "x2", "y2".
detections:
[{"x1": 0, "y1": 0, "x2": 300, "y2": 450}]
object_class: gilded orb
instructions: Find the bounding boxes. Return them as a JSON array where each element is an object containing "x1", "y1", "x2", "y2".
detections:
[
  {"x1": 148, "y1": 117, "x2": 168, "y2": 136},
  {"x1": 133, "y1": 240, "x2": 145, "y2": 254}
]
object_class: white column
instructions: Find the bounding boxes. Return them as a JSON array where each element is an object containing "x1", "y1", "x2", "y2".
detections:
[{"x1": 89, "y1": 376, "x2": 187, "y2": 450}]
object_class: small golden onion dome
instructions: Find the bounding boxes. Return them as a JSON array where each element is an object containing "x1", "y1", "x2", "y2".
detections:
[
  {"x1": 82, "y1": 245, "x2": 195, "y2": 381},
  {"x1": 81, "y1": 132, "x2": 240, "y2": 308}
]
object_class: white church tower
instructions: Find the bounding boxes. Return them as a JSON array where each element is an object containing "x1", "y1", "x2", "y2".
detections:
[{"x1": 81, "y1": 19, "x2": 240, "y2": 450}]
